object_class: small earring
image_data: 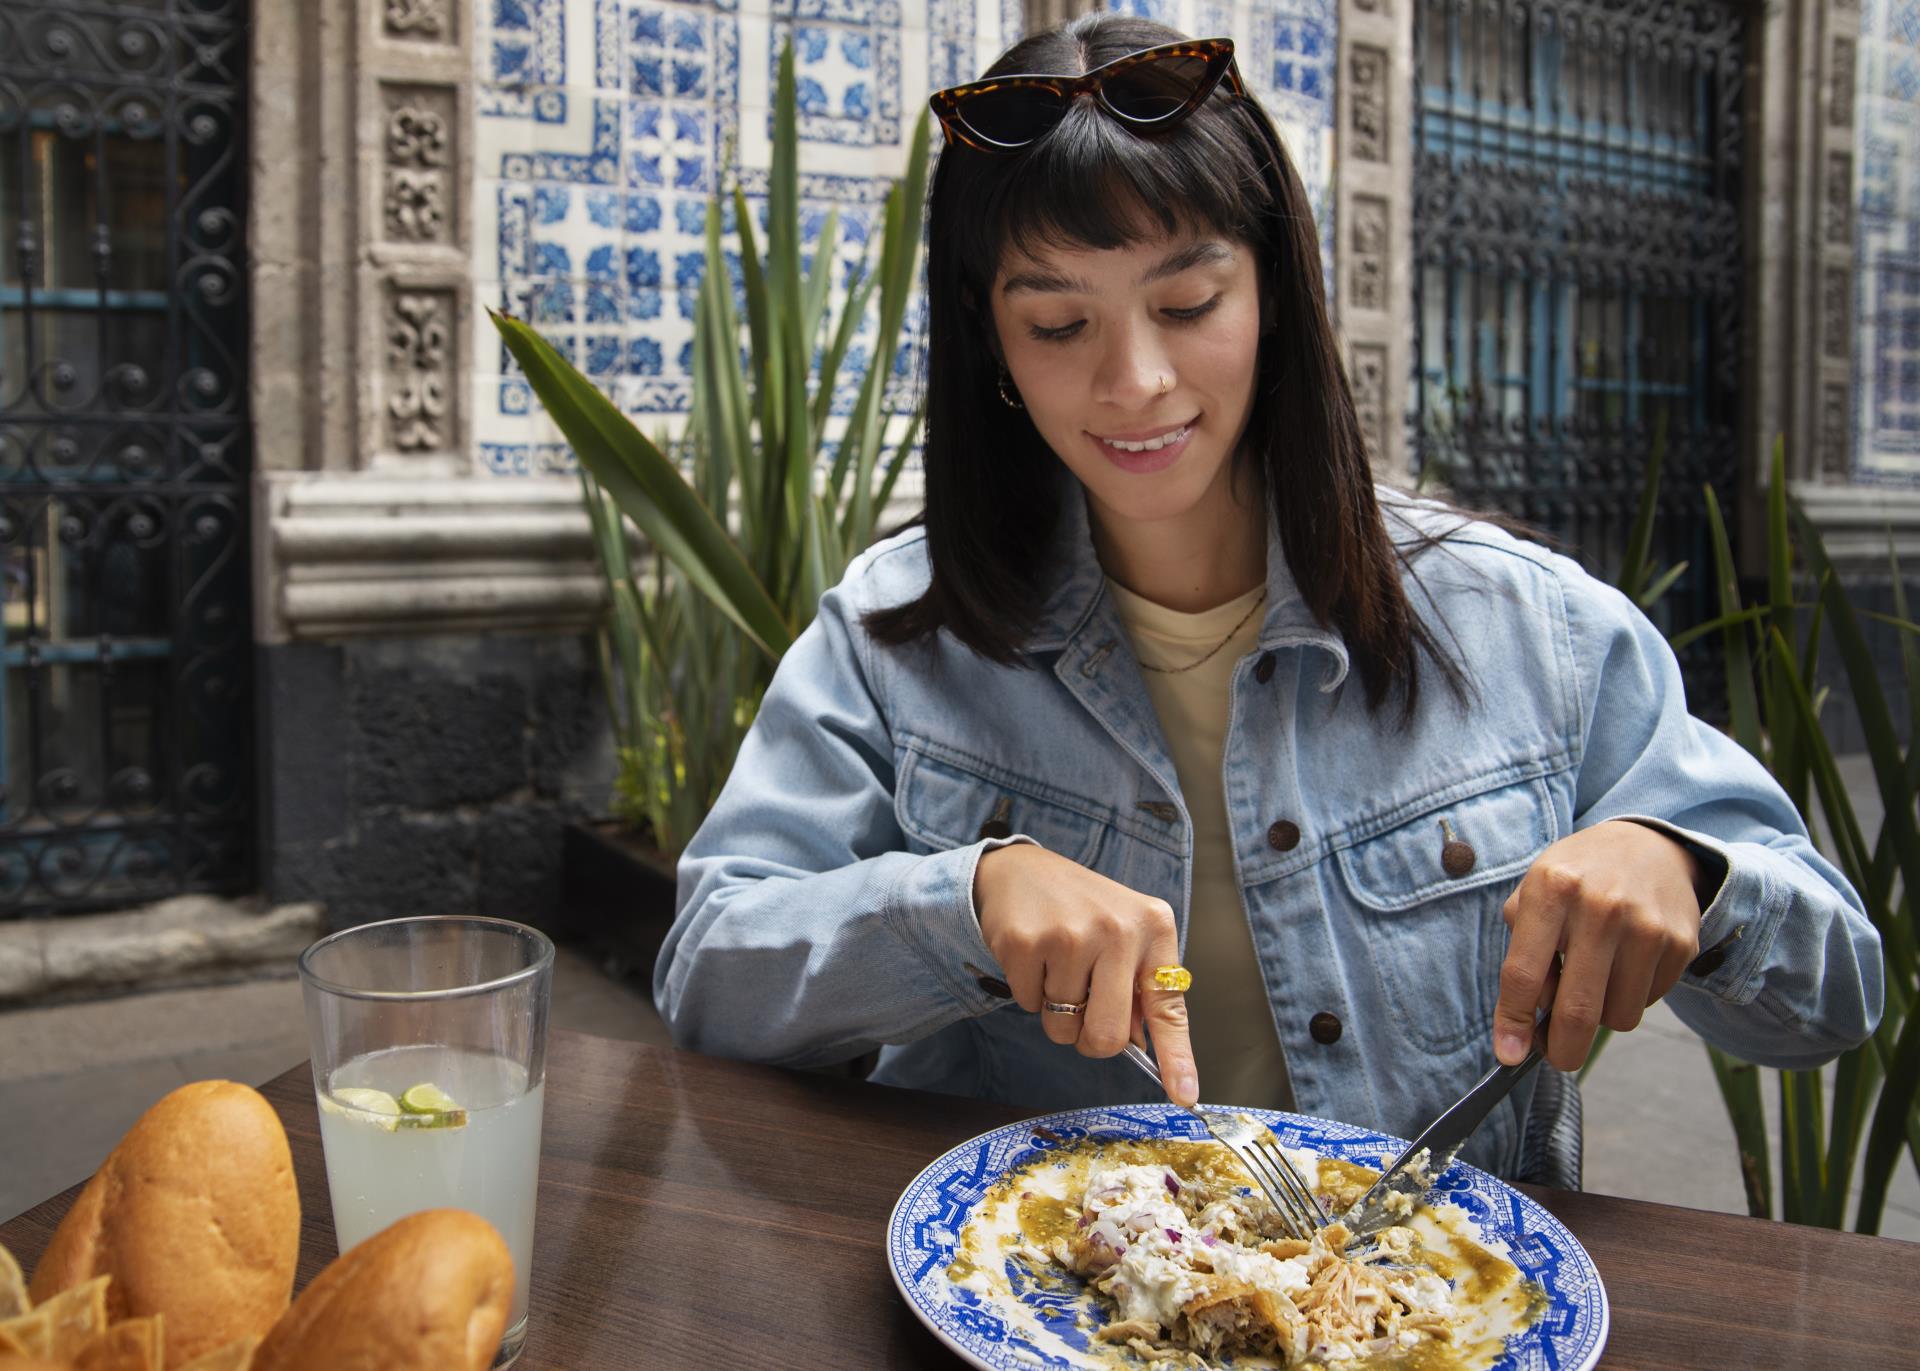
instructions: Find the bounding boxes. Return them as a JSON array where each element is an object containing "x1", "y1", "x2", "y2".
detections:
[{"x1": 997, "y1": 368, "x2": 1025, "y2": 410}]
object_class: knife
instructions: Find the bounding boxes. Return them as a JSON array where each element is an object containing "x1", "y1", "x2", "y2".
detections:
[{"x1": 1337, "y1": 1014, "x2": 1550, "y2": 1240}]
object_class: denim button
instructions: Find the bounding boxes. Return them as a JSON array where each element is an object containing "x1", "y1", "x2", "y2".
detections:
[
  {"x1": 1267, "y1": 819, "x2": 1300, "y2": 852},
  {"x1": 1254, "y1": 652, "x2": 1276, "y2": 684},
  {"x1": 1442, "y1": 839, "x2": 1476, "y2": 876},
  {"x1": 1688, "y1": 926, "x2": 1745, "y2": 979},
  {"x1": 1309, "y1": 1011, "x2": 1343, "y2": 1045},
  {"x1": 965, "y1": 963, "x2": 1013, "y2": 999}
]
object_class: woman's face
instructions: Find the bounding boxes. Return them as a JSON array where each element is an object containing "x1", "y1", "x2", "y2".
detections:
[{"x1": 988, "y1": 220, "x2": 1265, "y2": 536}]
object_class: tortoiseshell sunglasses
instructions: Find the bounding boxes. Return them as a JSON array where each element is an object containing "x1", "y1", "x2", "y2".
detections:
[{"x1": 928, "y1": 38, "x2": 1247, "y2": 155}]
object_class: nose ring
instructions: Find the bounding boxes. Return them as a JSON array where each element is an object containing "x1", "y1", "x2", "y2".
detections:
[{"x1": 1157, "y1": 373, "x2": 1173, "y2": 395}]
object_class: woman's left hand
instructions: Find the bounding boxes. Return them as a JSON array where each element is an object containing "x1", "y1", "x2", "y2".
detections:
[{"x1": 1492, "y1": 820, "x2": 1704, "y2": 1071}]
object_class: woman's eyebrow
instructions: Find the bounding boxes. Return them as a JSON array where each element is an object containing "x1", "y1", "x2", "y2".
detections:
[{"x1": 999, "y1": 240, "x2": 1233, "y2": 296}]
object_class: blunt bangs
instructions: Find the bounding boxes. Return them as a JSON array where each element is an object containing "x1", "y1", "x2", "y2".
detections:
[{"x1": 951, "y1": 92, "x2": 1274, "y2": 292}]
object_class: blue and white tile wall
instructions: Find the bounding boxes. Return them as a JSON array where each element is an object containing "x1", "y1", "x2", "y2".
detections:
[
  {"x1": 1853, "y1": 0, "x2": 1920, "y2": 480},
  {"x1": 470, "y1": 0, "x2": 1338, "y2": 477}
]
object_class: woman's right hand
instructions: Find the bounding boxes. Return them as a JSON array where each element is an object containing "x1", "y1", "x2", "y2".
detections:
[{"x1": 973, "y1": 843, "x2": 1198, "y2": 1107}]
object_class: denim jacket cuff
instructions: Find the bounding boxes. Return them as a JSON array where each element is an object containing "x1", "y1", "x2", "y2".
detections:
[
  {"x1": 883, "y1": 834, "x2": 1038, "y2": 1013},
  {"x1": 1610, "y1": 814, "x2": 1772, "y2": 1005}
]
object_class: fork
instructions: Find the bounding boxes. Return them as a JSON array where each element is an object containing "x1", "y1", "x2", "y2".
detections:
[{"x1": 1122, "y1": 1042, "x2": 1331, "y2": 1241}]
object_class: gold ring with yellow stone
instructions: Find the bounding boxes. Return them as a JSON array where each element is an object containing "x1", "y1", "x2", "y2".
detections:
[{"x1": 1150, "y1": 964, "x2": 1193, "y2": 993}]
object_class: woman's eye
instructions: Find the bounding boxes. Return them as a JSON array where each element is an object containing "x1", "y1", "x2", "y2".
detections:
[
  {"x1": 1025, "y1": 296, "x2": 1223, "y2": 343},
  {"x1": 1166, "y1": 296, "x2": 1222, "y2": 322}
]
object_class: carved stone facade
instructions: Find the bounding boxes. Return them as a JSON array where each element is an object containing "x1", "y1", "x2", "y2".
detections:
[
  {"x1": 1751, "y1": 0, "x2": 1865, "y2": 518},
  {"x1": 1831, "y1": 36, "x2": 1856, "y2": 127},
  {"x1": 1348, "y1": 45, "x2": 1388, "y2": 164},
  {"x1": 1350, "y1": 344, "x2": 1387, "y2": 460},
  {"x1": 385, "y1": 0, "x2": 449, "y2": 41},
  {"x1": 1827, "y1": 152, "x2": 1854, "y2": 246},
  {"x1": 387, "y1": 289, "x2": 454, "y2": 451},
  {"x1": 1349, "y1": 196, "x2": 1387, "y2": 313},
  {"x1": 383, "y1": 87, "x2": 454, "y2": 245},
  {"x1": 1825, "y1": 266, "x2": 1852, "y2": 361},
  {"x1": 1335, "y1": 4, "x2": 1410, "y2": 476}
]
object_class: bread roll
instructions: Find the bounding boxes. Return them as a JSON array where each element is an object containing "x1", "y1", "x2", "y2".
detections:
[
  {"x1": 0, "y1": 1357, "x2": 74, "y2": 1370},
  {"x1": 251, "y1": 1210, "x2": 512, "y2": 1371},
  {"x1": 29, "y1": 1082, "x2": 298, "y2": 1369}
]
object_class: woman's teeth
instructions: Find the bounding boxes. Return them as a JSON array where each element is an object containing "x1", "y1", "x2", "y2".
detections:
[{"x1": 1102, "y1": 425, "x2": 1191, "y2": 452}]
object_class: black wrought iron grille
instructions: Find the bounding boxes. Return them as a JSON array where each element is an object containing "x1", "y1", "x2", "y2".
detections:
[
  {"x1": 1409, "y1": 0, "x2": 1745, "y2": 708},
  {"x1": 0, "y1": 0, "x2": 251, "y2": 915}
]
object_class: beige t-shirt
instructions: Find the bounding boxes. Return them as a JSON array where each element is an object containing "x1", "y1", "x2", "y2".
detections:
[{"x1": 1106, "y1": 576, "x2": 1295, "y2": 1111}]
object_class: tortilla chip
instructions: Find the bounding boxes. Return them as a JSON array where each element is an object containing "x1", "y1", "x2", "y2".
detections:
[
  {"x1": 172, "y1": 1336, "x2": 256, "y2": 1371},
  {"x1": 28, "y1": 1277, "x2": 108, "y2": 1361},
  {"x1": 74, "y1": 1315, "x2": 161, "y2": 1371},
  {"x1": 0, "y1": 1245, "x2": 26, "y2": 1321},
  {"x1": 0, "y1": 1309, "x2": 48, "y2": 1358},
  {"x1": 0, "y1": 1354, "x2": 75, "y2": 1370}
]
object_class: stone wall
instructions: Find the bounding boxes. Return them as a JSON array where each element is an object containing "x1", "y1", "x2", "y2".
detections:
[
  {"x1": 244, "y1": 0, "x2": 1342, "y2": 933},
  {"x1": 1850, "y1": 0, "x2": 1920, "y2": 482},
  {"x1": 258, "y1": 632, "x2": 612, "y2": 930}
]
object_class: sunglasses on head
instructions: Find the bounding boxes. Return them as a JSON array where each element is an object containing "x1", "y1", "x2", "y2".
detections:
[{"x1": 929, "y1": 38, "x2": 1247, "y2": 155}]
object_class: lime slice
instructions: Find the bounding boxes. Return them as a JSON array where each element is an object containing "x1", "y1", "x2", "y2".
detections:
[
  {"x1": 400, "y1": 1083, "x2": 460, "y2": 1114},
  {"x1": 321, "y1": 1086, "x2": 403, "y2": 1131},
  {"x1": 396, "y1": 1082, "x2": 468, "y2": 1130}
]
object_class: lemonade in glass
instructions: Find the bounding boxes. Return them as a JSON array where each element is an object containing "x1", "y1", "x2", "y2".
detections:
[{"x1": 300, "y1": 918, "x2": 552, "y2": 1369}]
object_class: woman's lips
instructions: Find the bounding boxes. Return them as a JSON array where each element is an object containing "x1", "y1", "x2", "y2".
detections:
[{"x1": 1091, "y1": 420, "x2": 1195, "y2": 474}]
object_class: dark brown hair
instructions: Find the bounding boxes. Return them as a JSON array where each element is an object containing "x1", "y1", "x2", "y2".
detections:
[{"x1": 865, "y1": 12, "x2": 1464, "y2": 716}]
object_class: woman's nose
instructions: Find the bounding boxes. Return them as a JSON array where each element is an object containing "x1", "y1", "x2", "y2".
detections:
[{"x1": 1093, "y1": 321, "x2": 1173, "y2": 408}]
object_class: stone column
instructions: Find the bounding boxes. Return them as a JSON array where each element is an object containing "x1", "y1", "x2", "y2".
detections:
[
  {"x1": 248, "y1": 0, "x2": 611, "y2": 927},
  {"x1": 1334, "y1": 0, "x2": 1411, "y2": 480},
  {"x1": 251, "y1": 0, "x2": 604, "y2": 645},
  {"x1": 1751, "y1": 0, "x2": 1877, "y2": 555}
]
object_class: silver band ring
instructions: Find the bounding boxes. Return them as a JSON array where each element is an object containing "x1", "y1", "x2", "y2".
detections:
[{"x1": 1043, "y1": 998, "x2": 1088, "y2": 1016}]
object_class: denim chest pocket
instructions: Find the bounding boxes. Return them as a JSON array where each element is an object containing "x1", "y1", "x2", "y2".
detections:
[
  {"x1": 1334, "y1": 776, "x2": 1558, "y2": 1054},
  {"x1": 895, "y1": 741, "x2": 1108, "y2": 869}
]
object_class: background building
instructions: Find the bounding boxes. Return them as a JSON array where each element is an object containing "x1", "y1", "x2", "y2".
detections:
[{"x1": 0, "y1": 0, "x2": 1909, "y2": 921}]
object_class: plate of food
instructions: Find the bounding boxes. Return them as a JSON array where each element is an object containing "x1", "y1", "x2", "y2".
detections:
[{"x1": 887, "y1": 1103, "x2": 1607, "y2": 1370}]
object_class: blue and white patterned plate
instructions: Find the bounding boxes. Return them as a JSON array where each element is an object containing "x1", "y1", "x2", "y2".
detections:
[{"x1": 887, "y1": 1103, "x2": 1608, "y2": 1371}]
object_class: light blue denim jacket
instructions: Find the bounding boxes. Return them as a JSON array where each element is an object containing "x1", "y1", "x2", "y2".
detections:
[{"x1": 656, "y1": 484, "x2": 1884, "y2": 1178}]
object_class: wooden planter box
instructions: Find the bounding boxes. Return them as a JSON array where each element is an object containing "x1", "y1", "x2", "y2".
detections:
[{"x1": 560, "y1": 818, "x2": 679, "y2": 981}]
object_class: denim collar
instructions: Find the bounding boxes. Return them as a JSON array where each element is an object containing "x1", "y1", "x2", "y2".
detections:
[{"x1": 1024, "y1": 478, "x2": 1351, "y2": 691}]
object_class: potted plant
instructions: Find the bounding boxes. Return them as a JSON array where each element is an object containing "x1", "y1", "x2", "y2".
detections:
[
  {"x1": 1574, "y1": 437, "x2": 1920, "y2": 1234},
  {"x1": 497, "y1": 39, "x2": 932, "y2": 975}
]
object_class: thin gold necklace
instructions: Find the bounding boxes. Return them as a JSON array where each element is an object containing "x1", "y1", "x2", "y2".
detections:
[{"x1": 1138, "y1": 588, "x2": 1268, "y2": 674}]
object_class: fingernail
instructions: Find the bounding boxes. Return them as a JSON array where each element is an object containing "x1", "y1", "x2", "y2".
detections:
[{"x1": 1496, "y1": 1030, "x2": 1525, "y2": 1064}]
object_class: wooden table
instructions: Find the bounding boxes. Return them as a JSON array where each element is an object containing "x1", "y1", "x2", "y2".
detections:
[{"x1": 5, "y1": 1027, "x2": 1918, "y2": 1368}]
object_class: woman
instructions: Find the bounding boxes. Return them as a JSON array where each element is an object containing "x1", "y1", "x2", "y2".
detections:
[{"x1": 655, "y1": 13, "x2": 1881, "y2": 1181}]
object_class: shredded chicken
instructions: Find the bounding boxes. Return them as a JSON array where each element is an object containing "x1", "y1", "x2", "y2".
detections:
[{"x1": 1057, "y1": 1155, "x2": 1465, "y2": 1365}]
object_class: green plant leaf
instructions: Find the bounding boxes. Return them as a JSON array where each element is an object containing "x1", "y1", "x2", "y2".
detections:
[
  {"x1": 1637, "y1": 560, "x2": 1689, "y2": 611},
  {"x1": 1856, "y1": 1005, "x2": 1920, "y2": 1234},
  {"x1": 1703, "y1": 485, "x2": 1763, "y2": 759},
  {"x1": 1707, "y1": 1044, "x2": 1772, "y2": 1219},
  {"x1": 1794, "y1": 497, "x2": 1920, "y2": 983},
  {"x1": 492, "y1": 309, "x2": 792, "y2": 660},
  {"x1": 1617, "y1": 406, "x2": 1667, "y2": 603},
  {"x1": 1667, "y1": 604, "x2": 1768, "y2": 653}
]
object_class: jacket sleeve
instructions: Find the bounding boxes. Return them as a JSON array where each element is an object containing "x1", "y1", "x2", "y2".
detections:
[
  {"x1": 1559, "y1": 563, "x2": 1884, "y2": 1069},
  {"x1": 653, "y1": 565, "x2": 1027, "y2": 1070}
]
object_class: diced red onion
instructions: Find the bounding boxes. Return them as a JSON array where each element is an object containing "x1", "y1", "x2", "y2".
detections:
[
  {"x1": 1165, "y1": 1228, "x2": 1181, "y2": 1243},
  {"x1": 1202, "y1": 1233, "x2": 1218, "y2": 1247},
  {"x1": 1165, "y1": 1173, "x2": 1180, "y2": 1197}
]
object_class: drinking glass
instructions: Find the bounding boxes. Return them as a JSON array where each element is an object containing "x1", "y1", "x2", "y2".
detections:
[{"x1": 298, "y1": 916, "x2": 553, "y2": 1368}]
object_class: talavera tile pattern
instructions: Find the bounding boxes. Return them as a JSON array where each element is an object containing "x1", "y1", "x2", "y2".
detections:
[
  {"x1": 470, "y1": 0, "x2": 1339, "y2": 477},
  {"x1": 1854, "y1": 0, "x2": 1920, "y2": 480}
]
